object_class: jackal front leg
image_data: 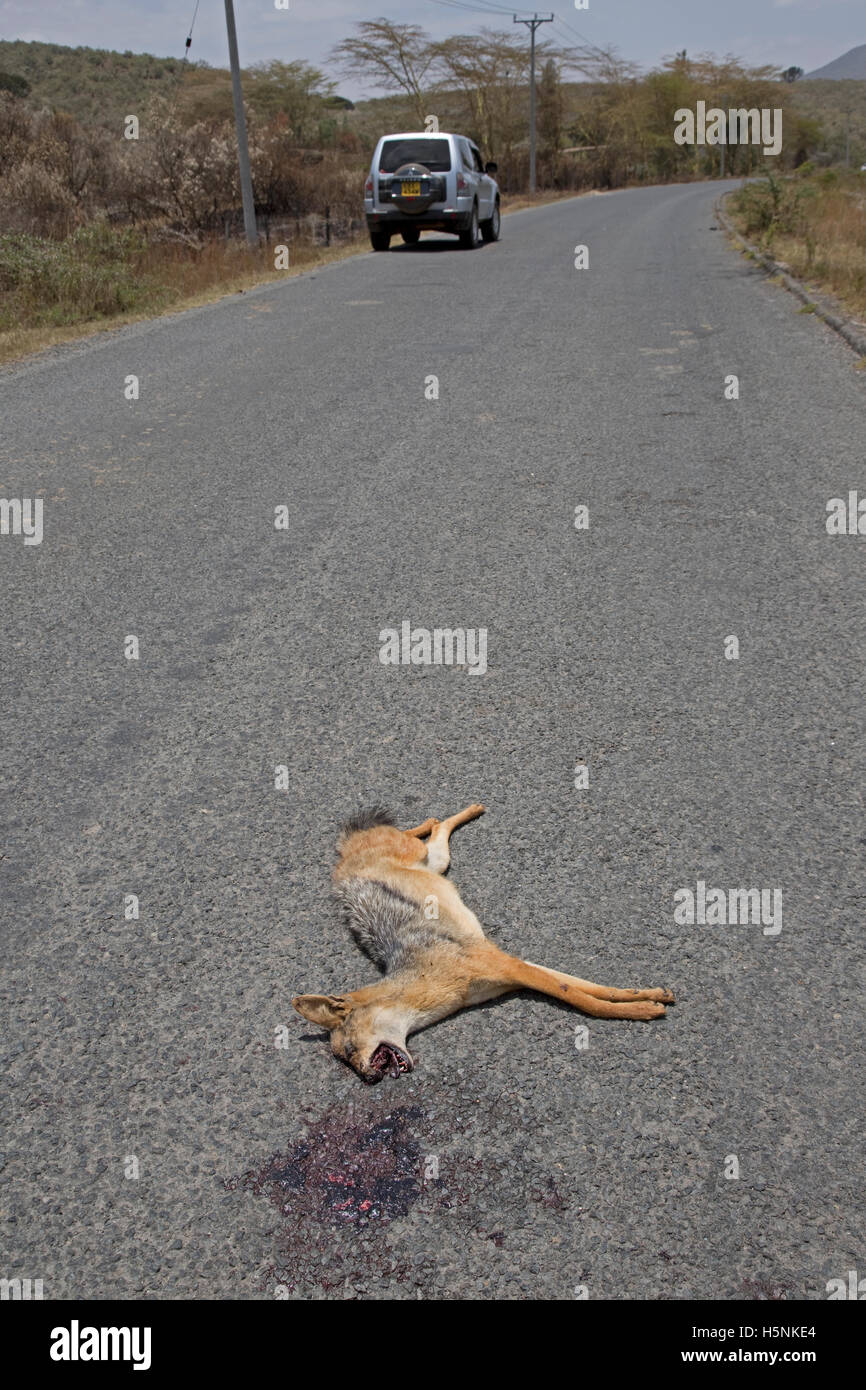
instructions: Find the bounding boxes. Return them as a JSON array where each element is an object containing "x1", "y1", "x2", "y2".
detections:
[{"x1": 404, "y1": 817, "x2": 439, "y2": 838}]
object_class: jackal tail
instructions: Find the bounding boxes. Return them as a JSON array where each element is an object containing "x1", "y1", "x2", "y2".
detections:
[{"x1": 338, "y1": 806, "x2": 395, "y2": 850}]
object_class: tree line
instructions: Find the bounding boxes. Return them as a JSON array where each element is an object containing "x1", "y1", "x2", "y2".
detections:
[{"x1": 0, "y1": 19, "x2": 826, "y2": 241}]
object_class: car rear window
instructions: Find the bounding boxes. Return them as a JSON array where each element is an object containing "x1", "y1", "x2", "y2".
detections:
[{"x1": 379, "y1": 139, "x2": 452, "y2": 173}]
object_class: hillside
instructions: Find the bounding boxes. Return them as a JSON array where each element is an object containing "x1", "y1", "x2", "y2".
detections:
[
  {"x1": 0, "y1": 39, "x2": 194, "y2": 127},
  {"x1": 805, "y1": 44, "x2": 866, "y2": 81},
  {"x1": 1, "y1": 37, "x2": 863, "y2": 173},
  {"x1": 791, "y1": 80, "x2": 866, "y2": 165},
  {"x1": 0, "y1": 38, "x2": 355, "y2": 130}
]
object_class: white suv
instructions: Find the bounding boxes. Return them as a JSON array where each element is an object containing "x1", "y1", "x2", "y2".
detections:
[{"x1": 364, "y1": 131, "x2": 501, "y2": 251}]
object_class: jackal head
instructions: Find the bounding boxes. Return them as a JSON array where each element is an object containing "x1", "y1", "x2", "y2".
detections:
[{"x1": 292, "y1": 993, "x2": 414, "y2": 1083}]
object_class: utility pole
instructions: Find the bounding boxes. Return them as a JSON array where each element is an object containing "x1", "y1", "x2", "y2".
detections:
[
  {"x1": 513, "y1": 13, "x2": 553, "y2": 195},
  {"x1": 224, "y1": 0, "x2": 258, "y2": 246}
]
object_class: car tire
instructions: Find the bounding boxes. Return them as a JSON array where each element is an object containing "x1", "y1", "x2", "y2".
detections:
[
  {"x1": 480, "y1": 200, "x2": 501, "y2": 243},
  {"x1": 401, "y1": 228, "x2": 421, "y2": 245},
  {"x1": 458, "y1": 203, "x2": 479, "y2": 250},
  {"x1": 369, "y1": 229, "x2": 391, "y2": 252}
]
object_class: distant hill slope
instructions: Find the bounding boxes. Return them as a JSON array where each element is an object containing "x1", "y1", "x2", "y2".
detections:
[
  {"x1": 0, "y1": 37, "x2": 359, "y2": 131},
  {"x1": 0, "y1": 38, "x2": 198, "y2": 126},
  {"x1": 1, "y1": 35, "x2": 863, "y2": 166},
  {"x1": 805, "y1": 45, "x2": 866, "y2": 80}
]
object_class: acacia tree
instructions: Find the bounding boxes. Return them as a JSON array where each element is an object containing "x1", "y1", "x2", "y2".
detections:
[
  {"x1": 330, "y1": 19, "x2": 434, "y2": 126},
  {"x1": 245, "y1": 60, "x2": 337, "y2": 144},
  {"x1": 537, "y1": 57, "x2": 563, "y2": 172},
  {"x1": 573, "y1": 45, "x2": 640, "y2": 84},
  {"x1": 429, "y1": 30, "x2": 533, "y2": 156}
]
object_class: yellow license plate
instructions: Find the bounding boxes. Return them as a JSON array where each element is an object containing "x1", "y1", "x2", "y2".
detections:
[{"x1": 401, "y1": 181, "x2": 421, "y2": 197}]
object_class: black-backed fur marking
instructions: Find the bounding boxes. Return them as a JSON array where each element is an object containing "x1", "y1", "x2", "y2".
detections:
[
  {"x1": 334, "y1": 876, "x2": 438, "y2": 972},
  {"x1": 340, "y1": 807, "x2": 395, "y2": 837}
]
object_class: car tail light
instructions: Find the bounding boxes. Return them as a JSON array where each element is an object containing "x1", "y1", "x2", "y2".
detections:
[
  {"x1": 456, "y1": 172, "x2": 468, "y2": 194},
  {"x1": 365, "y1": 174, "x2": 374, "y2": 198}
]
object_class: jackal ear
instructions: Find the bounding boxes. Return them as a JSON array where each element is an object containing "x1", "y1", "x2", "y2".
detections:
[{"x1": 292, "y1": 994, "x2": 351, "y2": 1029}]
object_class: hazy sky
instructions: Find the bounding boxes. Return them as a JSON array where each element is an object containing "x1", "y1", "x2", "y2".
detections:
[{"x1": 0, "y1": 0, "x2": 861, "y2": 97}]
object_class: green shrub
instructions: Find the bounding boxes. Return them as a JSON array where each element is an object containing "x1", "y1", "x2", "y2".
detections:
[
  {"x1": 0, "y1": 223, "x2": 156, "y2": 328},
  {"x1": 730, "y1": 175, "x2": 820, "y2": 246},
  {"x1": 731, "y1": 181, "x2": 776, "y2": 236}
]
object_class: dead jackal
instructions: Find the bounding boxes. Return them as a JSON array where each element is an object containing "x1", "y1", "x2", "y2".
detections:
[{"x1": 293, "y1": 805, "x2": 674, "y2": 1083}]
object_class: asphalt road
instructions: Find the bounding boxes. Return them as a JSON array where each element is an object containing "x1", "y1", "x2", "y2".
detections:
[{"x1": 2, "y1": 180, "x2": 864, "y2": 1301}]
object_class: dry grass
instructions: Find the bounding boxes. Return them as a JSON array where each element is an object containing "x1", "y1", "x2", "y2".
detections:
[
  {"x1": 729, "y1": 171, "x2": 866, "y2": 321},
  {"x1": 500, "y1": 189, "x2": 589, "y2": 215},
  {"x1": 135, "y1": 232, "x2": 365, "y2": 304},
  {"x1": 0, "y1": 195, "x2": 586, "y2": 366},
  {"x1": 0, "y1": 230, "x2": 366, "y2": 367}
]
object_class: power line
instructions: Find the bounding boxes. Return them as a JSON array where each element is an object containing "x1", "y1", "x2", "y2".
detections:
[
  {"x1": 550, "y1": 11, "x2": 610, "y2": 62},
  {"x1": 167, "y1": 0, "x2": 203, "y2": 120},
  {"x1": 183, "y1": 0, "x2": 202, "y2": 62},
  {"x1": 425, "y1": 0, "x2": 542, "y2": 19},
  {"x1": 427, "y1": 0, "x2": 608, "y2": 61}
]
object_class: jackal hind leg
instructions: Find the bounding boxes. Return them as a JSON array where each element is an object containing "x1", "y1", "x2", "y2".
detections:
[
  {"x1": 522, "y1": 961, "x2": 674, "y2": 1004},
  {"x1": 424, "y1": 803, "x2": 485, "y2": 873},
  {"x1": 508, "y1": 958, "x2": 672, "y2": 1018}
]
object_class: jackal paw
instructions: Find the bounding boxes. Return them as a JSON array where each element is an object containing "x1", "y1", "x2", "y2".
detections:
[{"x1": 633, "y1": 1001, "x2": 667, "y2": 1020}]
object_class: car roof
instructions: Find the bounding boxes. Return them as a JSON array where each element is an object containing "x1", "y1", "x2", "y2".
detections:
[{"x1": 376, "y1": 132, "x2": 471, "y2": 142}]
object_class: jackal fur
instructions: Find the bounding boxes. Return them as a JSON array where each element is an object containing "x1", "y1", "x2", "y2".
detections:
[{"x1": 293, "y1": 804, "x2": 674, "y2": 1083}]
